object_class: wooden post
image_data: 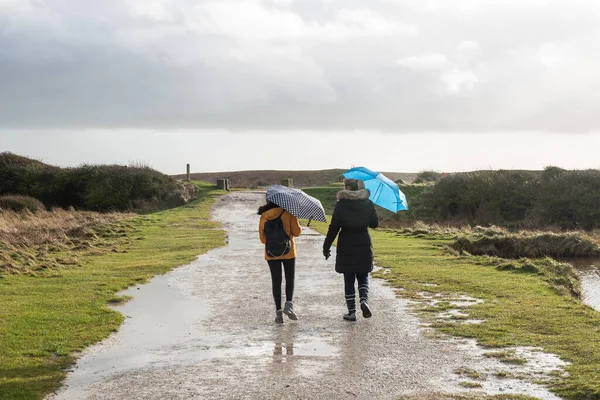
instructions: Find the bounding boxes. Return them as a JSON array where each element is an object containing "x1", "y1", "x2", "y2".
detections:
[
  {"x1": 281, "y1": 179, "x2": 293, "y2": 187},
  {"x1": 186, "y1": 164, "x2": 190, "y2": 181},
  {"x1": 217, "y1": 179, "x2": 232, "y2": 191}
]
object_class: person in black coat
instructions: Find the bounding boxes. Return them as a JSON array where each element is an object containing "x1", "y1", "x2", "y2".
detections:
[{"x1": 323, "y1": 178, "x2": 378, "y2": 321}]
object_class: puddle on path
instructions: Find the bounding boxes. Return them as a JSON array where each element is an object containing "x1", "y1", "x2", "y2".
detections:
[{"x1": 57, "y1": 265, "x2": 212, "y2": 383}]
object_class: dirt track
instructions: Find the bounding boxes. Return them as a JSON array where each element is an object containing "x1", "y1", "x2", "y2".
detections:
[{"x1": 48, "y1": 192, "x2": 565, "y2": 400}]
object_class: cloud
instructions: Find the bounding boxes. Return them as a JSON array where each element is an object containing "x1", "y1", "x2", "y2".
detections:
[
  {"x1": 397, "y1": 54, "x2": 448, "y2": 70},
  {"x1": 1, "y1": 0, "x2": 599, "y2": 132},
  {"x1": 457, "y1": 41, "x2": 478, "y2": 52},
  {"x1": 397, "y1": 50, "x2": 479, "y2": 94},
  {"x1": 193, "y1": 2, "x2": 416, "y2": 42},
  {"x1": 440, "y1": 69, "x2": 478, "y2": 93}
]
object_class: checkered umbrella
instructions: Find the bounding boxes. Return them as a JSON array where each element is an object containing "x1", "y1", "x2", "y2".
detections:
[{"x1": 266, "y1": 185, "x2": 327, "y2": 223}]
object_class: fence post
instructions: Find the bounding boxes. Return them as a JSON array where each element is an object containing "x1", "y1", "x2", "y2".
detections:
[
  {"x1": 186, "y1": 164, "x2": 190, "y2": 181},
  {"x1": 281, "y1": 179, "x2": 293, "y2": 187}
]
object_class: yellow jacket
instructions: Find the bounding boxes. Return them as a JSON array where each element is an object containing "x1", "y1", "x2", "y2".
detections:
[{"x1": 259, "y1": 207, "x2": 302, "y2": 260}]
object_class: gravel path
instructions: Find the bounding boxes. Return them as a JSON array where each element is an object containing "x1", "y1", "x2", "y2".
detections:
[{"x1": 48, "y1": 192, "x2": 565, "y2": 400}]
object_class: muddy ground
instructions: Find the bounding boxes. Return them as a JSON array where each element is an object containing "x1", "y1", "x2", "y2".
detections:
[{"x1": 48, "y1": 192, "x2": 566, "y2": 400}]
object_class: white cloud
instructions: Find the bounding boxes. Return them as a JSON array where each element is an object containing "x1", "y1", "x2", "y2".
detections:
[
  {"x1": 196, "y1": 2, "x2": 415, "y2": 42},
  {"x1": 269, "y1": 0, "x2": 295, "y2": 8},
  {"x1": 457, "y1": 40, "x2": 478, "y2": 52},
  {"x1": 414, "y1": 0, "x2": 558, "y2": 12},
  {"x1": 398, "y1": 47, "x2": 480, "y2": 94},
  {"x1": 125, "y1": 0, "x2": 171, "y2": 21},
  {"x1": 536, "y1": 43, "x2": 569, "y2": 67},
  {"x1": 440, "y1": 69, "x2": 478, "y2": 93},
  {"x1": 397, "y1": 54, "x2": 448, "y2": 70}
]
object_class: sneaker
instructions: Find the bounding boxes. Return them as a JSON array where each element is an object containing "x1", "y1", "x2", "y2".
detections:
[
  {"x1": 360, "y1": 301, "x2": 372, "y2": 318},
  {"x1": 283, "y1": 301, "x2": 298, "y2": 320},
  {"x1": 343, "y1": 312, "x2": 357, "y2": 321},
  {"x1": 275, "y1": 310, "x2": 284, "y2": 324}
]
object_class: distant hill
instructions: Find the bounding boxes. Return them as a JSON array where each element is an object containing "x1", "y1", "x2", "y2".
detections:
[{"x1": 174, "y1": 169, "x2": 419, "y2": 188}]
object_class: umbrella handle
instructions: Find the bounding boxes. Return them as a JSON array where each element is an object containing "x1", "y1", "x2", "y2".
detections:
[{"x1": 307, "y1": 219, "x2": 312, "y2": 227}]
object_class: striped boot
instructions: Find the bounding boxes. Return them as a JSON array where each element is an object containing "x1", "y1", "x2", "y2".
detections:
[
  {"x1": 344, "y1": 294, "x2": 357, "y2": 321},
  {"x1": 359, "y1": 283, "x2": 372, "y2": 318}
]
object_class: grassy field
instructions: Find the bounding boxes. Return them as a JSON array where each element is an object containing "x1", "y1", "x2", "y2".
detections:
[
  {"x1": 307, "y1": 216, "x2": 600, "y2": 399},
  {"x1": 0, "y1": 182, "x2": 226, "y2": 400},
  {"x1": 0, "y1": 207, "x2": 132, "y2": 275}
]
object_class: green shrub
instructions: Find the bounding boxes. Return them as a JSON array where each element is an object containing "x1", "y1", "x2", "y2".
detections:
[
  {"x1": 413, "y1": 170, "x2": 443, "y2": 183},
  {"x1": 0, "y1": 152, "x2": 190, "y2": 212},
  {"x1": 307, "y1": 168, "x2": 600, "y2": 230},
  {"x1": 531, "y1": 169, "x2": 600, "y2": 230},
  {"x1": 431, "y1": 170, "x2": 538, "y2": 225},
  {"x1": 0, "y1": 195, "x2": 45, "y2": 212}
]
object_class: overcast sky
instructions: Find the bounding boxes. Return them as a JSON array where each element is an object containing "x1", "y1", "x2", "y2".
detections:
[{"x1": 1, "y1": 0, "x2": 599, "y2": 173}]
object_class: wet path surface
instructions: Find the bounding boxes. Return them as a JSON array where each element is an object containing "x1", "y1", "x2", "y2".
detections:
[{"x1": 49, "y1": 192, "x2": 565, "y2": 400}]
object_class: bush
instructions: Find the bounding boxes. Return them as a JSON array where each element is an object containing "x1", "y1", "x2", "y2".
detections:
[
  {"x1": 413, "y1": 170, "x2": 443, "y2": 184},
  {"x1": 427, "y1": 168, "x2": 600, "y2": 230},
  {"x1": 430, "y1": 170, "x2": 538, "y2": 226},
  {"x1": 308, "y1": 167, "x2": 600, "y2": 230},
  {"x1": 0, "y1": 152, "x2": 192, "y2": 212},
  {"x1": 531, "y1": 169, "x2": 600, "y2": 230},
  {"x1": 0, "y1": 195, "x2": 45, "y2": 212}
]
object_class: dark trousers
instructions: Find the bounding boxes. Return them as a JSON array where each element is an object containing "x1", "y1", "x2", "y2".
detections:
[
  {"x1": 267, "y1": 258, "x2": 296, "y2": 310},
  {"x1": 344, "y1": 273, "x2": 369, "y2": 313}
]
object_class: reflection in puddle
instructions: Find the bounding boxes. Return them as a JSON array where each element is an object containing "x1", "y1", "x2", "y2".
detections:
[
  {"x1": 272, "y1": 338, "x2": 337, "y2": 358},
  {"x1": 273, "y1": 343, "x2": 294, "y2": 357},
  {"x1": 207, "y1": 337, "x2": 338, "y2": 360}
]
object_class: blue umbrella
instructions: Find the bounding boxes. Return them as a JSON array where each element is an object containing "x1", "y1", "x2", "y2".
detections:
[{"x1": 343, "y1": 166, "x2": 408, "y2": 212}]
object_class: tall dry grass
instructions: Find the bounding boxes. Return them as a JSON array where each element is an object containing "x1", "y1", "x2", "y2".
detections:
[
  {"x1": 392, "y1": 221, "x2": 600, "y2": 259},
  {"x1": 0, "y1": 208, "x2": 132, "y2": 274}
]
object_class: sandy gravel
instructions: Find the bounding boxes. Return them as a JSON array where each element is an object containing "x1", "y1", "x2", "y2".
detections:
[{"x1": 48, "y1": 192, "x2": 565, "y2": 400}]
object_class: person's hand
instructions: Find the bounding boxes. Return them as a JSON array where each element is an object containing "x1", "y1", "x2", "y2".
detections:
[{"x1": 323, "y1": 248, "x2": 331, "y2": 260}]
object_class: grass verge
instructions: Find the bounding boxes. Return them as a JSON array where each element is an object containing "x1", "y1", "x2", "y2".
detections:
[
  {"x1": 307, "y1": 219, "x2": 600, "y2": 399},
  {"x1": 1, "y1": 208, "x2": 134, "y2": 275},
  {"x1": 0, "y1": 182, "x2": 226, "y2": 400}
]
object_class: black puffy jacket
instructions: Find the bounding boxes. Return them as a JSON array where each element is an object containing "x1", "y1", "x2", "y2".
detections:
[{"x1": 323, "y1": 189, "x2": 378, "y2": 274}]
